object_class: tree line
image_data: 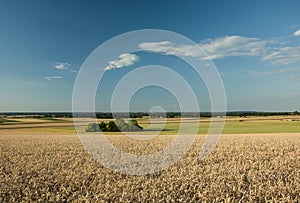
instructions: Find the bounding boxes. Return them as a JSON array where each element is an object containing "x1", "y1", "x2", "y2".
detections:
[{"x1": 1, "y1": 111, "x2": 299, "y2": 118}]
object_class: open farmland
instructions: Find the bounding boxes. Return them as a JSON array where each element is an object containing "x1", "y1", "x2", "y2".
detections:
[
  {"x1": 1, "y1": 119, "x2": 300, "y2": 202},
  {"x1": 3, "y1": 1, "x2": 300, "y2": 202},
  {"x1": 158, "y1": 119, "x2": 300, "y2": 134}
]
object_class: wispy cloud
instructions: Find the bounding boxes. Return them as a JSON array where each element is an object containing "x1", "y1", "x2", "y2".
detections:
[
  {"x1": 200, "y1": 36, "x2": 268, "y2": 59},
  {"x1": 139, "y1": 35, "x2": 300, "y2": 66},
  {"x1": 53, "y1": 62, "x2": 78, "y2": 73},
  {"x1": 262, "y1": 46, "x2": 300, "y2": 65},
  {"x1": 287, "y1": 75, "x2": 300, "y2": 79},
  {"x1": 104, "y1": 54, "x2": 139, "y2": 70},
  {"x1": 293, "y1": 29, "x2": 300, "y2": 37},
  {"x1": 69, "y1": 69, "x2": 77, "y2": 73},
  {"x1": 139, "y1": 41, "x2": 206, "y2": 58},
  {"x1": 139, "y1": 36, "x2": 269, "y2": 60},
  {"x1": 45, "y1": 76, "x2": 62, "y2": 81},
  {"x1": 54, "y1": 62, "x2": 71, "y2": 70},
  {"x1": 248, "y1": 67, "x2": 300, "y2": 77}
]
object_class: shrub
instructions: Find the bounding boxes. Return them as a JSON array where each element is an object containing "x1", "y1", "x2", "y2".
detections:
[
  {"x1": 85, "y1": 119, "x2": 143, "y2": 132},
  {"x1": 86, "y1": 123, "x2": 100, "y2": 132},
  {"x1": 99, "y1": 121, "x2": 107, "y2": 132},
  {"x1": 107, "y1": 121, "x2": 121, "y2": 132}
]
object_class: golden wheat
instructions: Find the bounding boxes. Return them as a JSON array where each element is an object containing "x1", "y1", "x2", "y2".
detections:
[{"x1": 1, "y1": 129, "x2": 299, "y2": 202}]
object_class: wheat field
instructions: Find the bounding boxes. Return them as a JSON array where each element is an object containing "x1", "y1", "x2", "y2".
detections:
[{"x1": 1, "y1": 128, "x2": 299, "y2": 202}]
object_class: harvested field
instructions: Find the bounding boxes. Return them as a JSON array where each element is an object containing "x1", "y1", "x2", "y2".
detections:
[
  {"x1": 1, "y1": 128, "x2": 299, "y2": 202},
  {"x1": 7, "y1": 118, "x2": 56, "y2": 123}
]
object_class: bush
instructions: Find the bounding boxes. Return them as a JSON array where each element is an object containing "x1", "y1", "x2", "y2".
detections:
[
  {"x1": 85, "y1": 119, "x2": 143, "y2": 132},
  {"x1": 86, "y1": 123, "x2": 100, "y2": 132},
  {"x1": 107, "y1": 121, "x2": 121, "y2": 132},
  {"x1": 99, "y1": 121, "x2": 107, "y2": 132}
]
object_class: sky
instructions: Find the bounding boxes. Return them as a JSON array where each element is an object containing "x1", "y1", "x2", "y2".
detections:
[{"x1": 1, "y1": 0, "x2": 300, "y2": 112}]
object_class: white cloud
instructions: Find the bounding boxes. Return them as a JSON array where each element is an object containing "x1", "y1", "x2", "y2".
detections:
[
  {"x1": 139, "y1": 41, "x2": 206, "y2": 58},
  {"x1": 138, "y1": 41, "x2": 173, "y2": 52},
  {"x1": 69, "y1": 69, "x2": 77, "y2": 73},
  {"x1": 45, "y1": 76, "x2": 62, "y2": 80},
  {"x1": 288, "y1": 75, "x2": 300, "y2": 79},
  {"x1": 54, "y1": 62, "x2": 71, "y2": 70},
  {"x1": 139, "y1": 36, "x2": 268, "y2": 60},
  {"x1": 200, "y1": 36, "x2": 268, "y2": 59},
  {"x1": 139, "y1": 35, "x2": 300, "y2": 66},
  {"x1": 104, "y1": 54, "x2": 139, "y2": 70},
  {"x1": 293, "y1": 29, "x2": 300, "y2": 37},
  {"x1": 261, "y1": 46, "x2": 300, "y2": 65},
  {"x1": 249, "y1": 67, "x2": 300, "y2": 77}
]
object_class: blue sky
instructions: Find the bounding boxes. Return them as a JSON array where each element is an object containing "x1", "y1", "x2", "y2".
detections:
[{"x1": 1, "y1": 0, "x2": 300, "y2": 112}]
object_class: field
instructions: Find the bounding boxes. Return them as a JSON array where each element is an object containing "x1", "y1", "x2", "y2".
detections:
[
  {"x1": 159, "y1": 120, "x2": 300, "y2": 134},
  {"x1": 1, "y1": 117, "x2": 300, "y2": 202}
]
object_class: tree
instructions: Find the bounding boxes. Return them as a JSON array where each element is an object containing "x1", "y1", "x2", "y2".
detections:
[
  {"x1": 115, "y1": 118, "x2": 128, "y2": 131},
  {"x1": 128, "y1": 119, "x2": 143, "y2": 129},
  {"x1": 99, "y1": 121, "x2": 107, "y2": 132},
  {"x1": 86, "y1": 119, "x2": 143, "y2": 132},
  {"x1": 86, "y1": 123, "x2": 100, "y2": 132},
  {"x1": 107, "y1": 121, "x2": 120, "y2": 132}
]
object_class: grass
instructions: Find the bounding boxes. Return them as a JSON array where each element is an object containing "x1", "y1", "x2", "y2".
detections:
[
  {"x1": 223, "y1": 120, "x2": 300, "y2": 134},
  {"x1": 141, "y1": 120, "x2": 300, "y2": 134},
  {"x1": 2, "y1": 117, "x2": 300, "y2": 134},
  {"x1": 0, "y1": 118, "x2": 19, "y2": 123},
  {"x1": 46, "y1": 119, "x2": 300, "y2": 135}
]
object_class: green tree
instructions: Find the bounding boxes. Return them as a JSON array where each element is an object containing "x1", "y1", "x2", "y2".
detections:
[
  {"x1": 86, "y1": 123, "x2": 100, "y2": 132},
  {"x1": 128, "y1": 119, "x2": 143, "y2": 130},
  {"x1": 86, "y1": 119, "x2": 143, "y2": 132},
  {"x1": 115, "y1": 118, "x2": 127, "y2": 131},
  {"x1": 107, "y1": 121, "x2": 120, "y2": 132},
  {"x1": 99, "y1": 121, "x2": 107, "y2": 132}
]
